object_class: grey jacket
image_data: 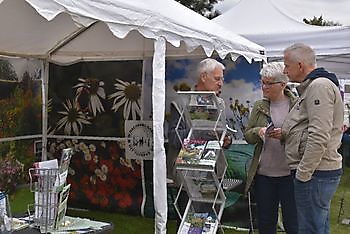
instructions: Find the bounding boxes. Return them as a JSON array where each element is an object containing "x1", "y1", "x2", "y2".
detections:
[{"x1": 281, "y1": 77, "x2": 343, "y2": 182}]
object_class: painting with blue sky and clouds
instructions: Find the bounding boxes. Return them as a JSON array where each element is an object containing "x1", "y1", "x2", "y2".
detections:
[{"x1": 143, "y1": 56, "x2": 262, "y2": 140}]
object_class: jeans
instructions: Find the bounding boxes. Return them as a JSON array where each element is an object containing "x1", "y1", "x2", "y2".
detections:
[
  {"x1": 255, "y1": 174, "x2": 298, "y2": 234},
  {"x1": 294, "y1": 169, "x2": 342, "y2": 234}
]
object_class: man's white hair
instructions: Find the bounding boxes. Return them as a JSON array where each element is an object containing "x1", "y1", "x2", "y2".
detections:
[
  {"x1": 284, "y1": 43, "x2": 316, "y2": 66},
  {"x1": 197, "y1": 58, "x2": 225, "y2": 76}
]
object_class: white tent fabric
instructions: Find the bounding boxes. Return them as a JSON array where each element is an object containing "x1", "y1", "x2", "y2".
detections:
[
  {"x1": 0, "y1": 0, "x2": 266, "y2": 232},
  {"x1": 213, "y1": 0, "x2": 350, "y2": 79},
  {"x1": 0, "y1": 0, "x2": 265, "y2": 63}
]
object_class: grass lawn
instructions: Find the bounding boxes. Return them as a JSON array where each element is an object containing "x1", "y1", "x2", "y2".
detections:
[{"x1": 9, "y1": 167, "x2": 350, "y2": 233}]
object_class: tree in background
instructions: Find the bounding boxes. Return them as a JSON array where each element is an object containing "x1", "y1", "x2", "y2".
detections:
[
  {"x1": 175, "y1": 0, "x2": 223, "y2": 19},
  {"x1": 0, "y1": 59, "x2": 17, "y2": 81},
  {"x1": 303, "y1": 15, "x2": 341, "y2": 26}
]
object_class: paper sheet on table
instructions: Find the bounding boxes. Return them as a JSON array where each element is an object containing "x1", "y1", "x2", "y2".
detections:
[{"x1": 51, "y1": 216, "x2": 111, "y2": 233}]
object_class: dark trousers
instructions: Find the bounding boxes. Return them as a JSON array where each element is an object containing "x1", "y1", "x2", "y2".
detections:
[{"x1": 254, "y1": 174, "x2": 298, "y2": 234}]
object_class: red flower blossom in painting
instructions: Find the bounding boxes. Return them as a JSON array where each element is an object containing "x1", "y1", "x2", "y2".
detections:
[
  {"x1": 109, "y1": 144, "x2": 121, "y2": 160},
  {"x1": 99, "y1": 159, "x2": 114, "y2": 172},
  {"x1": 80, "y1": 175, "x2": 91, "y2": 189},
  {"x1": 114, "y1": 191, "x2": 133, "y2": 208},
  {"x1": 85, "y1": 189, "x2": 99, "y2": 205},
  {"x1": 111, "y1": 167, "x2": 137, "y2": 190},
  {"x1": 67, "y1": 179, "x2": 78, "y2": 200}
]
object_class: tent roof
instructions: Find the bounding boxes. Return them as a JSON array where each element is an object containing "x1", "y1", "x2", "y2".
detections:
[
  {"x1": 0, "y1": 0, "x2": 266, "y2": 64},
  {"x1": 214, "y1": 0, "x2": 333, "y2": 35},
  {"x1": 213, "y1": 0, "x2": 350, "y2": 79},
  {"x1": 213, "y1": 0, "x2": 350, "y2": 56}
]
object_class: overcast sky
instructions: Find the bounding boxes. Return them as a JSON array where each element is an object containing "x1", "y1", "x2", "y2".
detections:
[{"x1": 215, "y1": 0, "x2": 350, "y2": 25}]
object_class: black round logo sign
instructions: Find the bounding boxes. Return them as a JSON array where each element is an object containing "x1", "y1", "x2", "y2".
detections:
[{"x1": 126, "y1": 122, "x2": 153, "y2": 159}]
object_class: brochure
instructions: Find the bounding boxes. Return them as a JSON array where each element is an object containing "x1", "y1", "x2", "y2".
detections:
[
  {"x1": 181, "y1": 171, "x2": 217, "y2": 199},
  {"x1": 176, "y1": 139, "x2": 221, "y2": 170},
  {"x1": 177, "y1": 91, "x2": 225, "y2": 130},
  {"x1": 180, "y1": 212, "x2": 217, "y2": 234},
  {"x1": 32, "y1": 159, "x2": 59, "y2": 225},
  {"x1": 55, "y1": 184, "x2": 71, "y2": 229},
  {"x1": 176, "y1": 139, "x2": 207, "y2": 164}
]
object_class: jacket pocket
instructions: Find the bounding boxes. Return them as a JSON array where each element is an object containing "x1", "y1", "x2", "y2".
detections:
[{"x1": 298, "y1": 129, "x2": 308, "y2": 157}]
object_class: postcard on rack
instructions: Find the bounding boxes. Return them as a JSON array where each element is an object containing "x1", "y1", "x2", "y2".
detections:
[
  {"x1": 58, "y1": 148, "x2": 73, "y2": 187},
  {"x1": 182, "y1": 171, "x2": 216, "y2": 199},
  {"x1": 176, "y1": 139, "x2": 207, "y2": 165},
  {"x1": 176, "y1": 139, "x2": 221, "y2": 170},
  {"x1": 180, "y1": 212, "x2": 217, "y2": 234},
  {"x1": 186, "y1": 92, "x2": 219, "y2": 122},
  {"x1": 55, "y1": 184, "x2": 71, "y2": 229}
]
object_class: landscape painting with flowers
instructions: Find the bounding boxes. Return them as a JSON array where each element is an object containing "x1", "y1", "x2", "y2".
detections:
[
  {"x1": 48, "y1": 61, "x2": 144, "y2": 213},
  {"x1": 0, "y1": 58, "x2": 42, "y2": 193}
]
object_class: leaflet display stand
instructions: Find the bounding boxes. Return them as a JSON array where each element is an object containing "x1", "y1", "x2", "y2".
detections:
[
  {"x1": 174, "y1": 91, "x2": 228, "y2": 234},
  {"x1": 28, "y1": 148, "x2": 73, "y2": 233}
]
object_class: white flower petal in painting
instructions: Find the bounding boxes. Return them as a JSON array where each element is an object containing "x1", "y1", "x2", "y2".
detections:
[
  {"x1": 56, "y1": 99, "x2": 91, "y2": 135},
  {"x1": 123, "y1": 100, "x2": 131, "y2": 120},
  {"x1": 108, "y1": 79, "x2": 142, "y2": 120},
  {"x1": 73, "y1": 78, "x2": 106, "y2": 117}
]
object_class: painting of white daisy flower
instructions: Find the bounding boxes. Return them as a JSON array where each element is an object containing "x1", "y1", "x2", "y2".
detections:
[
  {"x1": 109, "y1": 79, "x2": 142, "y2": 120},
  {"x1": 56, "y1": 99, "x2": 91, "y2": 135},
  {"x1": 73, "y1": 78, "x2": 106, "y2": 116}
]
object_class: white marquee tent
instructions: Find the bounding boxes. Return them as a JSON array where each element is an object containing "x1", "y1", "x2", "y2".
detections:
[
  {"x1": 213, "y1": 0, "x2": 350, "y2": 80},
  {"x1": 0, "y1": 0, "x2": 266, "y2": 232}
]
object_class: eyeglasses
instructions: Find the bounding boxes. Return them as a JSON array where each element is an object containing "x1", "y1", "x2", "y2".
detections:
[
  {"x1": 260, "y1": 81, "x2": 282, "y2": 88},
  {"x1": 205, "y1": 72, "x2": 224, "y2": 82},
  {"x1": 214, "y1": 76, "x2": 224, "y2": 82}
]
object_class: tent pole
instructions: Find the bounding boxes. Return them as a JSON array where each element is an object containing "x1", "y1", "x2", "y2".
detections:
[
  {"x1": 152, "y1": 37, "x2": 167, "y2": 234},
  {"x1": 140, "y1": 59, "x2": 147, "y2": 217},
  {"x1": 41, "y1": 60, "x2": 49, "y2": 161}
]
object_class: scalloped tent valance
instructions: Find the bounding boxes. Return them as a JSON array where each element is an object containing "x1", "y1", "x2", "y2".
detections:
[{"x1": 0, "y1": 0, "x2": 265, "y2": 63}]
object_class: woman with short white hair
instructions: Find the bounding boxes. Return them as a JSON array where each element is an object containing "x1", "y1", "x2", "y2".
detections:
[{"x1": 244, "y1": 62, "x2": 298, "y2": 234}]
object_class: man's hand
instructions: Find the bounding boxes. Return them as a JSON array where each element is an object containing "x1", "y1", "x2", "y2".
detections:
[{"x1": 223, "y1": 135, "x2": 232, "y2": 149}]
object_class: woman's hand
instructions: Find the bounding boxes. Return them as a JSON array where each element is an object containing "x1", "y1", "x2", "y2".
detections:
[
  {"x1": 258, "y1": 127, "x2": 266, "y2": 140},
  {"x1": 267, "y1": 127, "x2": 282, "y2": 139}
]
